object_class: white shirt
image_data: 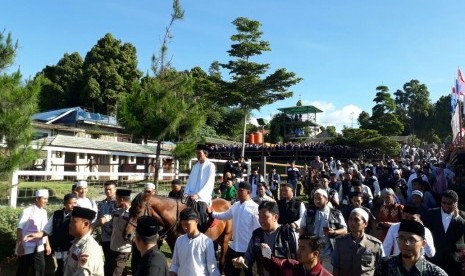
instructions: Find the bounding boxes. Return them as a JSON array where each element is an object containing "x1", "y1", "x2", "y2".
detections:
[
  {"x1": 382, "y1": 222, "x2": 436, "y2": 257},
  {"x1": 170, "y1": 233, "x2": 220, "y2": 276},
  {"x1": 77, "y1": 197, "x2": 98, "y2": 214},
  {"x1": 441, "y1": 209, "x2": 456, "y2": 232},
  {"x1": 17, "y1": 204, "x2": 48, "y2": 255},
  {"x1": 213, "y1": 199, "x2": 260, "y2": 252},
  {"x1": 185, "y1": 159, "x2": 216, "y2": 204}
]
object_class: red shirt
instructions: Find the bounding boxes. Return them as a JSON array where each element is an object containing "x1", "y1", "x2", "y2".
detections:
[{"x1": 261, "y1": 256, "x2": 333, "y2": 276}]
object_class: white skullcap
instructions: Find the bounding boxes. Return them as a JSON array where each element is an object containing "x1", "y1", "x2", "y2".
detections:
[
  {"x1": 412, "y1": 190, "x2": 423, "y2": 198},
  {"x1": 351, "y1": 208, "x2": 369, "y2": 223},
  {"x1": 144, "y1": 182, "x2": 155, "y2": 190},
  {"x1": 314, "y1": 188, "x2": 328, "y2": 198},
  {"x1": 381, "y1": 188, "x2": 395, "y2": 196},
  {"x1": 393, "y1": 169, "x2": 401, "y2": 175},
  {"x1": 76, "y1": 180, "x2": 88, "y2": 188},
  {"x1": 336, "y1": 160, "x2": 342, "y2": 165},
  {"x1": 35, "y1": 189, "x2": 49, "y2": 198}
]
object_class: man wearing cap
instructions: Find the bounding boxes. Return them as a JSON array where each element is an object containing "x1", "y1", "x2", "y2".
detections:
[
  {"x1": 168, "y1": 179, "x2": 184, "y2": 199},
  {"x1": 383, "y1": 205, "x2": 435, "y2": 258},
  {"x1": 144, "y1": 182, "x2": 156, "y2": 197},
  {"x1": 277, "y1": 183, "x2": 305, "y2": 233},
  {"x1": 378, "y1": 188, "x2": 403, "y2": 241},
  {"x1": 268, "y1": 166, "x2": 281, "y2": 200},
  {"x1": 211, "y1": 181, "x2": 260, "y2": 276},
  {"x1": 249, "y1": 167, "x2": 265, "y2": 198},
  {"x1": 411, "y1": 178, "x2": 437, "y2": 209},
  {"x1": 133, "y1": 216, "x2": 169, "y2": 276},
  {"x1": 75, "y1": 180, "x2": 98, "y2": 215},
  {"x1": 170, "y1": 207, "x2": 219, "y2": 276},
  {"x1": 107, "y1": 189, "x2": 132, "y2": 276},
  {"x1": 332, "y1": 208, "x2": 384, "y2": 276},
  {"x1": 184, "y1": 144, "x2": 216, "y2": 233},
  {"x1": 318, "y1": 175, "x2": 339, "y2": 208},
  {"x1": 96, "y1": 180, "x2": 117, "y2": 275},
  {"x1": 342, "y1": 192, "x2": 376, "y2": 234},
  {"x1": 24, "y1": 193, "x2": 77, "y2": 276},
  {"x1": 375, "y1": 220, "x2": 447, "y2": 275},
  {"x1": 287, "y1": 161, "x2": 301, "y2": 195},
  {"x1": 16, "y1": 189, "x2": 51, "y2": 276},
  {"x1": 300, "y1": 188, "x2": 347, "y2": 271},
  {"x1": 64, "y1": 206, "x2": 104, "y2": 275},
  {"x1": 424, "y1": 190, "x2": 465, "y2": 275},
  {"x1": 409, "y1": 190, "x2": 429, "y2": 218}
]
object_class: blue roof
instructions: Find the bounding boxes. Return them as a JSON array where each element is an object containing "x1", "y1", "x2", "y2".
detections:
[{"x1": 32, "y1": 107, "x2": 120, "y2": 127}]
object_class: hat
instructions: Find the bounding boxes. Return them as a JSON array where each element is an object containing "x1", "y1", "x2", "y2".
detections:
[
  {"x1": 314, "y1": 188, "x2": 328, "y2": 198},
  {"x1": 76, "y1": 180, "x2": 88, "y2": 188},
  {"x1": 238, "y1": 181, "x2": 251, "y2": 191},
  {"x1": 71, "y1": 184, "x2": 77, "y2": 192},
  {"x1": 398, "y1": 219, "x2": 425, "y2": 238},
  {"x1": 64, "y1": 193, "x2": 77, "y2": 202},
  {"x1": 336, "y1": 160, "x2": 342, "y2": 165},
  {"x1": 136, "y1": 216, "x2": 160, "y2": 237},
  {"x1": 179, "y1": 208, "x2": 199, "y2": 221},
  {"x1": 72, "y1": 206, "x2": 96, "y2": 221},
  {"x1": 144, "y1": 183, "x2": 155, "y2": 190},
  {"x1": 196, "y1": 144, "x2": 207, "y2": 151},
  {"x1": 282, "y1": 183, "x2": 294, "y2": 190},
  {"x1": 171, "y1": 179, "x2": 182, "y2": 185},
  {"x1": 116, "y1": 189, "x2": 131, "y2": 197},
  {"x1": 411, "y1": 190, "x2": 423, "y2": 198},
  {"x1": 381, "y1": 188, "x2": 395, "y2": 196},
  {"x1": 393, "y1": 169, "x2": 401, "y2": 175},
  {"x1": 35, "y1": 189, "x2": 49, "y2": 198},
  {"x1": 351, "y1": 208, "x2": 369, "y2": 223},
  {"x1": 403, "y1": 205, "x2": 420, "y2": 215}
]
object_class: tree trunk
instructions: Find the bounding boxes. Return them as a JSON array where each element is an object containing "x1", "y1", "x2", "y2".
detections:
[{"x1": 241, "y1": 108, "x2": 248, "y2": 158}]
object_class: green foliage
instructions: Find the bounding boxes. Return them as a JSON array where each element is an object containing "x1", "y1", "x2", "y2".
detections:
[
  {"x1": 37, "y1": 52, "x2": 84, "y2": 111},
  {"x1": 0, "y1": 32, "x2": 41, "y2": 178},
  {"x1": 0, "y1": 207, "x2": 22, "y2": 260},
  {"x1": 328, "y1": 128, "x2": 400, "y2": 157},
  {"x1": 429, "y1": 95, "x2": 452, "y2": 141},
  {"x1": 0, "y1": 31, "x2": 18, "y2": 70},
  {"x1": 220, "y1": 17, "x2": 302, "y2": 155},
  {"x1": 326, "y1": 126, "x2": 337, "y2": 137},
  {"x1": 81, "y1": 33, "x2": 142, "y2": 114}
]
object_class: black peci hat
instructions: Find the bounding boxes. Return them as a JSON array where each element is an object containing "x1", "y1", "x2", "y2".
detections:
[{"x1": 72, "y1": 206, "x2": 96, "y2": 221}]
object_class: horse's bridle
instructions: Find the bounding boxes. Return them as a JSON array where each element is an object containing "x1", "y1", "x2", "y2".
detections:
[{"x1": 128, "y1": 197, "x2": 181, "y2": 241}]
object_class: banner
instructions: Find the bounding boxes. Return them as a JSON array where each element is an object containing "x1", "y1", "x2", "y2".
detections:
[{"x1": 451, "y1": 103, "x2": 461, "y2": 144}]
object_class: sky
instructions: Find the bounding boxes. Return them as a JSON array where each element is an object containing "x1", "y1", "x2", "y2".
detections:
[{"x1": 4, "y1": 0, "x2": 465, "y2": 131}]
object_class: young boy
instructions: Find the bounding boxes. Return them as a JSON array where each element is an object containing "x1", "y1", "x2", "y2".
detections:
[{"x1": 169, "y1": 208, "x2": 219, "y2": 276}]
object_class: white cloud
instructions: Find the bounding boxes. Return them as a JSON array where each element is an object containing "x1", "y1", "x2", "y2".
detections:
[{"x1": 303, "y1": 100, "x2": 364, "y2": 132}]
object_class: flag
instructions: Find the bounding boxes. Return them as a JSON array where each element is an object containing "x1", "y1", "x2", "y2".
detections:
[
  {"x1": 452, "y1": 85, "x2": 458, "y2": 113},
  {"x1": 458, "y1": 68, "x2": 465, "y2": 97}
]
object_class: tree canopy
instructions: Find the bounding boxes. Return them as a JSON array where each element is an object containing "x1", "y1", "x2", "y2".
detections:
[{"x1": 220, "y1": 17, "x2": 302, "y2": 156}]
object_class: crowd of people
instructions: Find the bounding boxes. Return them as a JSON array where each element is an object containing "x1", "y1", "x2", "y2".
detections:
[{"x1": 14, "y1": 143, "x2": 465, "y2": 276}]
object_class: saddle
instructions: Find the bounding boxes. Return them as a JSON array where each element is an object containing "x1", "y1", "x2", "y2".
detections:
[{"x1": 186, "y1": 198, "x2": 217, "y2": 233}]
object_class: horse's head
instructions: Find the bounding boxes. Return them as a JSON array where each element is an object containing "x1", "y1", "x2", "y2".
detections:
[{"x1": 123, "y1": 192, "x2": 154, "y2": 242}]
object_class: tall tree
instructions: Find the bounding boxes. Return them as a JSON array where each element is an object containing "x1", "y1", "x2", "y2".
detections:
[
  {"x1": 370, "y1": 85, "x2": 403, "y2": 136},
  {"x1": 429, "y1": 95, "x2": 452, "y2": 141},
  {"x1": 81, "y1": 33, "x2": 142, "y2": 115},
  {"x1": 220, "y1": 17, "x2": 302, "y2": 157},
  {"x1": 0, "y1": 32, "x2": 40, "y2": 179},
  {"x1": 394, "y1": 80, "x2": 432, "y2": 136},
  {"x1": 37, "y1": 52, "x2": 83, "y2": 110},
  {"x1": 118, "y1": 0, "x2": 204, "y2": 185}
]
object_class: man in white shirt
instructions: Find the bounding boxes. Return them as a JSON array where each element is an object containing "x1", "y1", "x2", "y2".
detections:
[
  {"x1": 16, "y1": 189, "x2": 51, "y2": 276},
  {"x1": 75, "y1": 180, "x2": 98, "y2": 215},
  {"x1": 383, "y1": 205, "x2": 435, "y2": 257},
  {"x1": 170, "y1": 207, "x2": 219, "y2": 276},
  {"x1": 211, "y1": 181, "x2": 260, "y2": 276},
  {"x1": 185, "y1": 144, "x2": 216, "y2": 232}
]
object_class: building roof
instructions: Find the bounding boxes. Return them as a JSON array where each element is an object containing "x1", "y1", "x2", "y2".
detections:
[
  {"x1": 204, "y1": 136, "x2": 242, "y2": 146},
  {"x1": 277, "y1": 105, "x2": 323, "y2": 115},
  {"x1": 32, "y1": 107, "x2": 122, "y2": 128},
  {"x1": 42, "y1": 135, "x2": 171, "y2": 156}
]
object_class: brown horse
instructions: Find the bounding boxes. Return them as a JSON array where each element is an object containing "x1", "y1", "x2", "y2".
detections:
[{"x1": 124, "y1": 193, "x2": 233, "y2": 267}]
